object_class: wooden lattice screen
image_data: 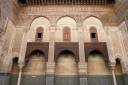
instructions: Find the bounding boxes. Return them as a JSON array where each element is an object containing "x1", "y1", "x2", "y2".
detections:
[{"x1": 18, "y1": 0, "x2": 115, "y2": 5}]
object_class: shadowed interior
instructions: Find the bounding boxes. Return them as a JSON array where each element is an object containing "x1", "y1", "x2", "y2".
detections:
[
  {"x1": 87, "y1": 50, "x2": 110, "y2": 75},
  {"x1": 23, "y1": 50, "x2": 46, "y2": 75},
  {"x1": 56, "y1": 50, "x2": 78, "y2": 75}
]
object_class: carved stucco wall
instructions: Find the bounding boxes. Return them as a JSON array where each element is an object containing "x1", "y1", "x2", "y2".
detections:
[
  {"x1": 1, "y1": 0, "x2": 20, "y2": 31},
  {"x1": 0, "y1": 16, "x2": 127, "y2": 74},
  {"x1": 118, "y1": 21, "x2": 128, "y2": 73},
  {"x1": 0, "y1": 0, "x2": 128, "y2": 74},
  {"x1": 114, "y1": 0, "x2": 128, "y2": 23}
]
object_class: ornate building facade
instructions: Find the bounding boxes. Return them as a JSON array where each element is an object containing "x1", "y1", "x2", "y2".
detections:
[{"x1": 0, "y1": 0, "x2": 128, "y2": 85}]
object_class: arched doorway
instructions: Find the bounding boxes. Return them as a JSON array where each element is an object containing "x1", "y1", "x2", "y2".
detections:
[
  {"x1": 10, "y1": 57, "x2": 19, "y2": 85},
  {"x1": 87, "y1": 50, "x2": 112, "y2": 85},
  {"x1": 55, "y1": 50, "x2": 79, "y2": 85},
  {"x1": 22, "y1": 50, "x2": 46, "y2": 85},
  {"x1": 115, "y1": 58, "x2": 124, "y2": 85}
]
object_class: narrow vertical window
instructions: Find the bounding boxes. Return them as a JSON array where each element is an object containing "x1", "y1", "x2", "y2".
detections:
[
  {"x1": 37, "y1": 33, "x2": 42, "y2": 38},
  {"x1": 90, "y1": 27, "x2": 98, "y2": 42},
  {"x1": 35, "y1": 27, "x2": 44, "y2": 42},
  {"x1": 63, "y1": 27, "x2": 71, "y2": 42},
  {"x1": 91, "y1": 33, "x2": 96, "y2": 38}
]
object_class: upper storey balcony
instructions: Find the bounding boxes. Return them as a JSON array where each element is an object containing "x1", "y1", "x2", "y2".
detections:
[{"x1": 18, "y1": 0, "x2": 115, "y2": 6}]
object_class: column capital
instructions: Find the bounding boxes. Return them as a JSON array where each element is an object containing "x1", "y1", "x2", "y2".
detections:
[
  {"x1": 109, "y1": 62, "x2": 116, "y2": 70},
  {"x1": 77, "y1": 23, "x2": 82, "y2": 27},
  {"x1": 77, "y1": 22, "x2": 83, "y2": 31},
  {"x1": 50, "y1": 26, "x2": 56, "y2": 32},
  {"x1": 18, "y1": 61, "x2": 25, "y2": 70}
]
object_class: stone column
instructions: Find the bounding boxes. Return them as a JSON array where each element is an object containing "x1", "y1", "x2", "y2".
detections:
[
  {"x1": 78, "y1": 22, "x2": 87, "y2": 85},
  {"x1": 17, "y1": 28, "x2": 27, "y2": 85},
  {"x1": 17, "y1": 61, "x2": 24, "y2": 85},
  {"x1": 46, "y1": 26, "x2": 55, "y2": 85},
  {"x1": 110, "y1": 62, "x2": 117, "y2": 85},
  {"x1": 19, "y1": 28, "x2": 28, "y2": 62}
]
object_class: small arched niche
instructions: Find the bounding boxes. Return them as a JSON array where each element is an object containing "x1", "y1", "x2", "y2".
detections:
[
  {"x1": 115, "y1": 58, "x2": 123, "y2": 75},
  {"x1": 83, "y1": 17, "x2": 106, "y2": 42},
  {"x1": 87, "y1": 50, "x2": 110, "y2": 75},
  {"x1": 10, "y1": 57, "x2": 19, "y2": 85},
  {"x1": 90, "y1": 27, "x2": 98, "y2": 42},
  {"x1": 27, "y1": 17, "x2": 50, "y2": 42},
  {"x1": 23, "y1": 49, "x2": 46, "y2": 75},
  {"x1": 11, "y1": 57, "x2": 19, "y2": 74},
  {"x1": 55, "y1": 50, "x2": 78, "y2": 75}
]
